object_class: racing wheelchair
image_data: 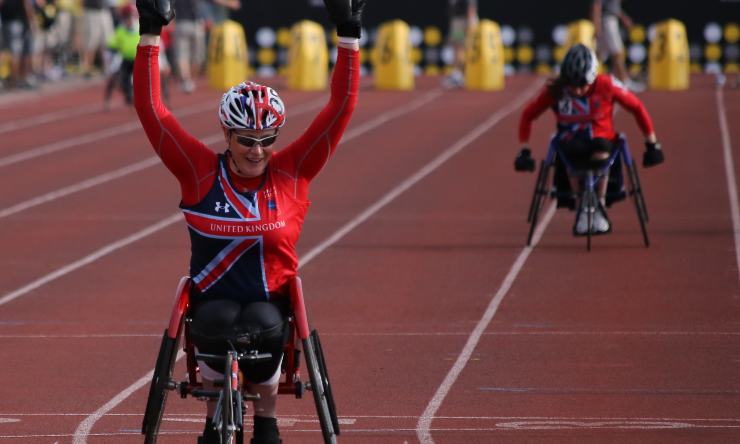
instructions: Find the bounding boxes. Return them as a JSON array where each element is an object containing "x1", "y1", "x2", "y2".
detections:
[
  {"x1": 526, "y1": 134, "x2": 649, "y2": 251},
  {"x1": 141, "y1": 276, "x2": 339, "y2": 444}
]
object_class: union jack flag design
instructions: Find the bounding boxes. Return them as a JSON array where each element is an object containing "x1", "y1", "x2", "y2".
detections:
[
  {"x1": 555, "y1": 95, "x2": 594, "y2": 141},
  {"x1": 181, "y1": 157, "x2": 270, "y2": 299}
]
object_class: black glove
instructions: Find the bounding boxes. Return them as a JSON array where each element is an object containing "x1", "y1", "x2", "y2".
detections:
[
  {"x1": 136, "y1": 0, "x2": 175, "y2": 36},
  {"x1": 643, "y1": 141, "x2": 664, "y2": 167},
  {"x1": 323, "y1": 0, "x2": 366, "y2": 38},
  {"x1": 514, "y1": 147, "x2": 536, "y2": 172}
]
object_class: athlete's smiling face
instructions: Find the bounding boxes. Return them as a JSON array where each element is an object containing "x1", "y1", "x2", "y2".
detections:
[{"x1": 226, "y1": 128, "x2": 279, "y2": 178}]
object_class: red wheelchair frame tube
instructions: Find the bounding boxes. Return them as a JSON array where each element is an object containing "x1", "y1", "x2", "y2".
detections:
[
  {"x1": 289, "y1": 277, "x2": 311, "y2": 340},
  {"x1": 167, "y1": 276, "x2": 191, "y2": 340}
]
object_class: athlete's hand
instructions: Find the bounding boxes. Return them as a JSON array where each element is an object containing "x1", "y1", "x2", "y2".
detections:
[
  {"x1": 643, "y1": 141, "x2": 664, "y2": 167},
  {"x1": 136, "y1": 0, "x2": 175, "y2": 35},
  {"x1": 514, "y1": 147, "x2": 536, "y2": 172},
  {"x1": 323, "y1": 0, "x2": 366, "y2": 38}
]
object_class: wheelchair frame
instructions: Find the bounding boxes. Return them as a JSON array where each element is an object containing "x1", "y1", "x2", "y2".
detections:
[
  {"x1": 526, "y1": 134, "x2": 649, "y2": 250},
  {"x1": 141, "y1": 276, "x2": 339, "y2": 444}
]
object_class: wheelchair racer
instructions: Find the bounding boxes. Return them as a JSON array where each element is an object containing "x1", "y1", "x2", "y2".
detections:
[
  {"x1": 133, "y1": 0, "x2": 364, "y2": 442},
  {"x1": 514, "y1": 44, "x2": 664, "y2": 235}
]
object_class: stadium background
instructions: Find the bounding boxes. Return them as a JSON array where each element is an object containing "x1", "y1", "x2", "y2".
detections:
[{"x1": 233, "y1": 0, "x2": 739, "y2": 78}]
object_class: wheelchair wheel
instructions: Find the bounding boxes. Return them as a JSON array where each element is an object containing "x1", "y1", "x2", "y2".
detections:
[
  {"x1": 311, "y1": 330, "x2": 339, "y2": 434},
  {"x1": 627, "y1": 162, "x2": 649, "y2": 222},
  {"x1": 304, "y1": 330, "x2": 338, "y2": 444},
  {"x1": 527, "y1": 160, "x2": 550, "y2": 246},
  {"x1": 580, "y1": 184, "x2": 598, "y2": 252},
  {"x1": 627, "y1": 163, "x2": 650, "y2": 247},
  {"x1": 142, "y1": 330, "x2": 179, "y2": 444},
  {"x1": 219, "y1": 352, "x2": 238, "y2": 444}
]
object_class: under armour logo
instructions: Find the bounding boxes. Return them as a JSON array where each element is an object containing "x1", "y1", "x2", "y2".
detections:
[{"x1": 214, "y1": 202, "x2": 231, "y2": 213}]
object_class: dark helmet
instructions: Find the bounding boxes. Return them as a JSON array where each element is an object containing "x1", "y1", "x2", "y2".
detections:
[{"x1": 560, "y1": 44, "x2": 598, "y2": 87}]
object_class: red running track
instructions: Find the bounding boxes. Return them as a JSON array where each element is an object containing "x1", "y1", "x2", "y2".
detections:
[{"x1": 0, "y1": 74, "x2": 738, "y2": 443}]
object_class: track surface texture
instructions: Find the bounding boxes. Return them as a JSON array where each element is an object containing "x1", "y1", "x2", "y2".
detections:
[{"x1": 0, "y1": 74, "x2": 738, "y2": 443}]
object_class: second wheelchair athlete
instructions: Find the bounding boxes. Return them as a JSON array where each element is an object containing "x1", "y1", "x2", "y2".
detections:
[{"x1": 514, "y1": 44, "x2": 664, "y2": 235}]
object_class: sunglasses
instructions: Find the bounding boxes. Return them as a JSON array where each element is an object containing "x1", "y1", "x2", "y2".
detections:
[{"x1": 235, "y1": 134, "x2": 278, "y2": 148}]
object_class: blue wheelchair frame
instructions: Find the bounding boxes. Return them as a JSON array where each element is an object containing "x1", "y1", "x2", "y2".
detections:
[{"x1": 526, "y1": 134, "x2": 649, "y2": 250}]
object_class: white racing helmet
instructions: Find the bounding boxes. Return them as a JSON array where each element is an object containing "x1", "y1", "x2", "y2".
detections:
[{"x1": 219, "y1": 81, "x2": 286, "y2": 131}]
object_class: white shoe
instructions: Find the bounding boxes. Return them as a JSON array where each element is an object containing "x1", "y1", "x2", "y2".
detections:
[
  {"x1": 182, "y1": 80, "x2": 195, "y2": 94},
  {"x1": 574, "y1": 208, "x2": 591, "y2": 235},
  {"x1": 442, "y1": 70, "x2": 464, "y2": 89},
  {"x1": 592, "y1": 208, "x2": 611, "y2": 234}
]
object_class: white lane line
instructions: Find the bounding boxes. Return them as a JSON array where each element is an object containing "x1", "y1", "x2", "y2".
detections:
[
  {"x1": 4, "y1": 329, "x2": 739, "y2": 340},
  {"x1": 416, "y1": 201, "x2": 557, "y2": 444},
  {"x1": 2, "y1": 88, "x2": 432, "y2": 307},
  {"x1": 716, "y1": 86, "x2": 740, "y2": 282},
  {"x1": 14, "y1": 413, "x2": 740, "y2": 422},
  {"x1": 0, "y1": 334, "x2": 160, "y2": 339},
  {"x1": 72, "y1": 349, "x2": 184, "y2": 443},
  {"x1": 340, "y1": 88, "x2": 444, "y2": 142},
  {"x1": 0, "y1": 97, "x2": 328, "y2": 219},
  {"x1": 0, "y1": 157, "x2": 160, "y2": 219},
  {"x1": 0, "y1": 103, "x2": 120, "y2": 135},
  {"x1": 72, "y1": 84, "x2": 537, "y2": 443},
  {"x1": 301, "y1": 84, "x2": 535, "y2": 266},
  {"x1": 0, "y1": 95, "x2": 328, "y2": 170},
  {"x1": 0, "y1": 213, "x2": 183, "y2": 307}
]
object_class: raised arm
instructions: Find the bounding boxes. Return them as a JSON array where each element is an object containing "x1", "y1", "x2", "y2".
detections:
[
  {"x1": 134, "y1": 38, "x2": 217, "y2": 205},
  {"x1": 274, "y1": 0, "x2": 364, "y2": 190}
]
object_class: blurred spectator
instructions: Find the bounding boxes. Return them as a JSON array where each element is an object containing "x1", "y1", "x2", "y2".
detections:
[
  {"x1": 174, "y1": 0, "x2": 205, "y2": 93},
  {"x1": 31, "y1": 0, "x2": 61, "y2": 81},
  {"x1": 103, "y1": 2, "x2": 137, "y2": 107},
  {"x1": 591, "y1": 0, "x2": 644, "y2": 91},
  {"x1": 1, "y1": 0, "x2": 38, "y2": 88},
  {"x1": 51, "y1": 0, "x2": 79, "y2": 73},
  {"x1": 444, "y1": 0, "x2": 477, "y2": 88},
  {"x1": 199, "y1": 0, "x2": 239, "y2": 25},
  {"x1": 79, "y1": 0, "x2": 112, "y2": 76}
]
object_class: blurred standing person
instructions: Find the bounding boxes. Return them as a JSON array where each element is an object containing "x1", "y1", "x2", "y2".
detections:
[
  {"x1": 79, "y1": 0, "x2": 113, "y2": 76},
  {"x1": 103, "y1": 3, "x2": 138, "y2": 108},
  {"x1": 1, "y1": 0, "x2": 38, "y2": 88},
  {"x1": 199, "y1": 0, "x2": 239, "y2": 26},
  {"x1": 591, "y1": 0, "x2": 643, "y2": 91},
  {"x1": 444, "y1": 0, "x2": 477, "y2": 88},
  {"x1": 173, "y1": 0, "x2": 205, "y2": 93},
  {"x1": 51, "y1": 0, "x2": 78, "y2": 74}
]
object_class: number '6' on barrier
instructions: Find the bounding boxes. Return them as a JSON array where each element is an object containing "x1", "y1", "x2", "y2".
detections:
[
  {"x1": 648, "y1": 19, "x2": 689, "y2": 91},
  {"x1": 372, "y1": 20, "x2": 414, "y2": 91},
  {"x1": 464, "y1": 19, "x2": 504, "y2": 91},
  {"x1": 287, "y1": 20, "x2": 329, "y2": 91}
]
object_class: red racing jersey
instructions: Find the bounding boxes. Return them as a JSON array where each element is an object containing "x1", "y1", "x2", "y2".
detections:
[
  {"x1": 134, "y1": 44, "x2": 359, "y2": 301},
  {"x1": 518, "y1": 73, "x2": 654, "y2": 143}
]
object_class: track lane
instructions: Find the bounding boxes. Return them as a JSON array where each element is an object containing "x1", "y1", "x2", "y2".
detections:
[
  {"x1": 0, "y1": 75, "x2": 736, "y2": 444},
  {"x1": 0, "y1": 77, "x2": 486, "y2": 441},
  {"x1": 64, "y1": 79, "x2": 538, "y2": 442},
  {"x1": 429, "y1": 75, "x2": 740, "y2": 443}
]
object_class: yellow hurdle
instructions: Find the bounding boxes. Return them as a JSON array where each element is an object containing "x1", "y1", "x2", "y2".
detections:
[
  {"x1": 566, "y1": 19, "x2": 596, "y2": 50},
  {"x1": 207, "y1": 20, "x2": 249, "y2": 91},
  {"x1": 464, "y1": 19, "x2": 504, "y2": 91},
  {"x1": 0, "y1": 50, "x2": 10, "y2": 80},
  {"x1": 372, "y1": 20, "x2": 414, "y2": 90},
  {"x1": 287, "y1": 20, "x2": 328, "y2": 91},
  {"x1": 648, "y1": 19, "x2": 689, "y2": 90}
]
